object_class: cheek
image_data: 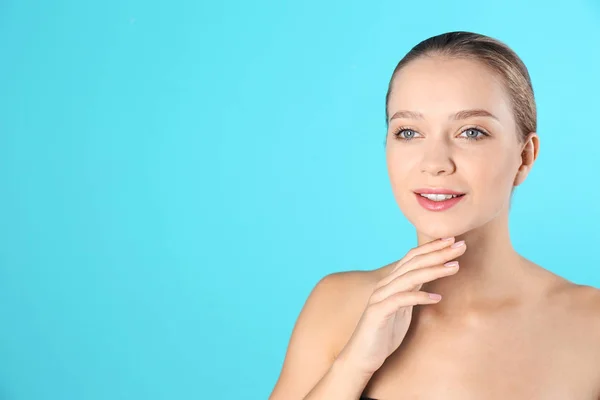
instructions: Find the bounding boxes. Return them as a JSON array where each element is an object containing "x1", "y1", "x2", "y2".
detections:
[
  {"x1": 477, "y1": 151, "x2": 517, "y2": 187},
  {"x1": 386, "y1": 150, "x2": 412, "y2": 195},
  {"x1": 386, "y1": 154, "x2": 423, "y2": 221},
  {"x1": 467, "y1": 153, "x2": 517, "y2": 211}
]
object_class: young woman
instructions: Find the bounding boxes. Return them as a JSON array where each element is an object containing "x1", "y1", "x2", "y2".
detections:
[{"x1": 269, "y1": 31, "x2": 600, "y2": 400}]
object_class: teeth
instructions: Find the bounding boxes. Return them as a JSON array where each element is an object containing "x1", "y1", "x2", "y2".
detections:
[{"x1": 419, "y1": 193, "x2": 462, "y2": 201}]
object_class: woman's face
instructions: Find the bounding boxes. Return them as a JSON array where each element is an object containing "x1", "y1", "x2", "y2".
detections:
[{"x1": 386, "y1": 56, "x2": 527, "y2": 240}]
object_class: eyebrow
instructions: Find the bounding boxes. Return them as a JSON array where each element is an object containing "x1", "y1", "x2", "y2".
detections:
[{"x1": 388, "y1": 109, "x2": 500, "y2": 123}]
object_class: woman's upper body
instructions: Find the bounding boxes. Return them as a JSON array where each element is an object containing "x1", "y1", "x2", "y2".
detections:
[
  {"x1": 269, "y1": 31, "x2": 600, "y2": 400},
  {"x1": 270, "y1": 260, "x2": 600, "y2": 399}
]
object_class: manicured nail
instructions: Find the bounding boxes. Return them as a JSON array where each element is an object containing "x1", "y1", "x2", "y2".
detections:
[
  {"x1": 428, "y1": 293, "x2": 442, "y2": 300},
  {"x1": 451, "y1": 240, "x2": 465, "y2": 248},
  {"x1": 444, "y1": 261, "x2": 459, "y2": 268},
  {"x1": 441, "y1": 237, "x2": 453, "y2": 241}
]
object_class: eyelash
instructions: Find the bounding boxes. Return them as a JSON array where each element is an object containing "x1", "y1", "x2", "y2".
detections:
[{"x1": 392, "y1": 126, "x2": 490, "y2": 141}]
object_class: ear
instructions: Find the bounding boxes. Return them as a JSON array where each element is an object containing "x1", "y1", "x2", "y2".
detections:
[{"x1": 513, "y1": 132, "x2": 539, "y2": 187}]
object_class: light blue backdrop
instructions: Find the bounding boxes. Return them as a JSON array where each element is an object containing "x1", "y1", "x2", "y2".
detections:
[{"x1": 1, "y1": 0, "x2": 599, "y2": 399}]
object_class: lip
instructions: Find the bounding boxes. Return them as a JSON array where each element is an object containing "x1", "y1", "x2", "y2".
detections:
[
  {"x1": 415, "y1": 192, "x2": 466, "y2": 212},
  {"x1": 414, "y1": 188, "x2": 466, "y2": 195}
]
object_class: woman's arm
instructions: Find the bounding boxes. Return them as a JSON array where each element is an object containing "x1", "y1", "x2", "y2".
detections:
[
  {"x1": 269, "y1": 273, "x2": 373, "y2": 400},
  {"x1": 302, "y1": 354, "x2": 373, "y2": 400}
]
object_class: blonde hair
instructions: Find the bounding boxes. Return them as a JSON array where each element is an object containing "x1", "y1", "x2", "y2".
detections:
[{"x1": 385, "y1": 31, "x2": 536, "y2": 144}]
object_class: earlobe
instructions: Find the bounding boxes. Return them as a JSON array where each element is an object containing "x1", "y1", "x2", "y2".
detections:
[
  {"x1": 513, "y1": 132, "x2": 539, "y2": 187},
  {"x1": 513, "y1": 167, "x2": 524, "y2": 187},
  {"x1": 513, "y1": 165, "x2": 529, "y2": 187}
]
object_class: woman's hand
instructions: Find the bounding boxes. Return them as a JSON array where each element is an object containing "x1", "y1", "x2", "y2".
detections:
[{"x1": 335, "y1": 237, "x2": 467, "y2": 376}]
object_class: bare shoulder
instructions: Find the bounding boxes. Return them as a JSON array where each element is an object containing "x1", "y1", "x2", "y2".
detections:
[
  {"x1": 544, "y1": 276, "x2": 600, "y2": 345},
  {"x1": 301, "y1": 262, "x2": 394, "y2": 358},
  {"x1": 321, "y1": 263, "x2": 395, "y2": 359},
  {"x1": 547, "y1": 278, "x2": 600, "y2": 318},
  {"x1": 565, "y1": 282, "x2": 600, "y2": 325},
  {"x1": 269, "y1": 263, "x2": 392, "y2": 399},
  {"x1": 521, "y1": 261, "x2": 600, "y2": 340},
  {"x1": 531, "y1": 272, "x2": 600, "y2": 393}
]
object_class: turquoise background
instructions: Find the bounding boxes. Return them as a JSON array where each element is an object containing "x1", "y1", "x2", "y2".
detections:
[{"x1": 1, "y1": 0, "x2": 599, "y2": 399}]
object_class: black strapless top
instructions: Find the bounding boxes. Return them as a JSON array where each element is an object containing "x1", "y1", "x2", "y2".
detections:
[{"x1": 360, "y1": 391, "x2": 377, "y2": 400}]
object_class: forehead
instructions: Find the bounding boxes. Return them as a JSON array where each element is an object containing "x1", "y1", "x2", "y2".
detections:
[{"x1": 388, "y1": 56, "x2": 514, "y2": 125}]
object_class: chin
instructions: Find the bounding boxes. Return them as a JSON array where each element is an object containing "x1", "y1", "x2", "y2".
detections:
[
  {"x1": 397, "y1": 196, "x2": 482, "y2": 239},
  {"x1": 405, "y1": 212, "x2": 472, "y2": 240},
  {"x1": 417, "y1": 226, "x2": 461, "y2": 240}
]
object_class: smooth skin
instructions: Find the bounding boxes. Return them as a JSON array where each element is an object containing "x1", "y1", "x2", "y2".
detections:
[
  {"x1": 269, "y1": 56, "x2": 600, "y2": 400},
  {"x1": 337, "y1": 238, "x2": 465, "y2": 378}
]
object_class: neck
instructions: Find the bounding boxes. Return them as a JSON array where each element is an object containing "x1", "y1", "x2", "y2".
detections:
[{"x1": 418, "y1": 208, "x2": 528, "y2": 317}]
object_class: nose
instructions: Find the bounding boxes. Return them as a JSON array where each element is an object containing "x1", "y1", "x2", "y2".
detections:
[{"x1": 420, "y1": 141, "x2": 456, "y2": 176}]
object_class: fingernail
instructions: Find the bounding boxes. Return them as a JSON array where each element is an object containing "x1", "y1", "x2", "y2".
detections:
[
  {"x1": 428, "y1": 293, "x2": 442, "y2": 300},
  {"x1": 444, "y1": 261, "x2": 459, "y2": 268},
  {"x1": 441, "y1": 237, "x2": 453, "y2": 241},
  {"x1": 451, "y1": 240, "x2": 465, "y2": 248}
]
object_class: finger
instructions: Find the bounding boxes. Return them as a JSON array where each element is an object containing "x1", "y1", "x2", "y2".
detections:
[
  {"x1": 370, "y1": 290, "x2": 442, "y2": 317},
  {"x1": 372, "y1": 263, "x2": 459, "y2": 302},
  {"x1": 389, "y1": 237, "x2": 455, "y2": 276},
  {"x1": 380, "y1": 241, "x2": 466, "y2": 288}
]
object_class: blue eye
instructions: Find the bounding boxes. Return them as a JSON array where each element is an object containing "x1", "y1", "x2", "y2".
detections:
[
  {"x1": 392, "y1": 126, "x2": 489, "y2": 141},
  {"x1": 460, "y1": 128, "x2": 488, "y2": 140},
  {"x1": 393, "y1": 128, "x2": 421, "y2": 140}
]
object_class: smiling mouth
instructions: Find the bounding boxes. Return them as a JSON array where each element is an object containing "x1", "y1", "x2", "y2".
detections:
[
  {"x1": 416, "y1": 193, "x2": 465, "y2": 201},
  {"x1": 414, "y1": 192, "x2": 466, "y2": 211}
]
